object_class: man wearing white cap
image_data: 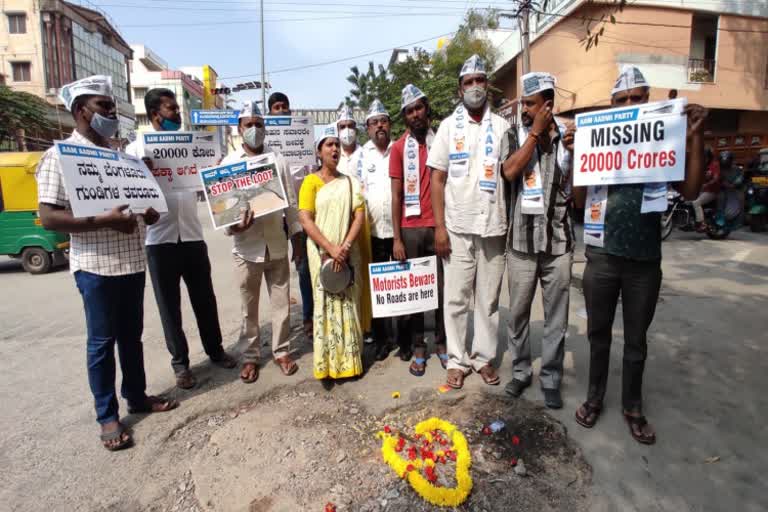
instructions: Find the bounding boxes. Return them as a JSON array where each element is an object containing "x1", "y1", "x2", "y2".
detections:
[
  {"x1": 221, "y1": 100, "x2": 302, "y2": 383},
  {"x1": 36, "y1": 75, "x2": 176, "y2": 451},
  {"x1": 501, "y1": 72, "x2": 576, "y2": 409},
  {"x1": 126, "y1": 88, "x2": 236, "y2": 390},
  {"x1": 428, "y1": 54, "x2": 510, "y2": 389},
  {"x1": 360, "y1": 98, "x2": 396, "y2": 361},
  {"x1": 336, "y1": 105, "x2": 362, "y2": 178},
  {"x1": 572, "y1": 65, "x2": 708, "y2": 444},
  {"x1": 389, "y1": 84, "x2": 446, "y2": 375}
]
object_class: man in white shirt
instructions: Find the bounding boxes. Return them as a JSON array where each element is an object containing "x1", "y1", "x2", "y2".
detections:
[
  {"x1": 359, "y1": 99, "x2": 396, "y2": 361},
  {"x1": 222, "y1": 101, "x2": 302, "y2": 383},
  {"x1": 336, "y1": 105, "x2": 362, "y2": 178},
  {"x1": 36, "y1": 75, "x2": 177, "y2": 451},
  {"x1": 126, "y1": 88, "x2": 236, "y2": 390},
  {"x1": 428, "y1": 55, "x2": 510, "y2": 390}
]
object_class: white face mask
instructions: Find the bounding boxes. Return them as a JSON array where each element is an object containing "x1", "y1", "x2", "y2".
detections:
[
  {"x1": 339, "y1": 127, "x2": 356, "y2": 147},
  {"x1": 463, "y1": 86, "x2": 487, "y2": 110},
  {"x1": 243, "y1": 125, "x2": 265, "y2": 150}
]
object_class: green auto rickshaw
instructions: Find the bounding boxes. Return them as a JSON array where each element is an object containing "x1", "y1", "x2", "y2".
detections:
[{"x1": 0, "y1": 152, "x2": 69, "y2": 274}]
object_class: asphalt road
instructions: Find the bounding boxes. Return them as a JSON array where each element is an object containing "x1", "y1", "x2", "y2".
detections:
[{"x1": 1, "y1": 206, "x2": 766, "y2": 511}]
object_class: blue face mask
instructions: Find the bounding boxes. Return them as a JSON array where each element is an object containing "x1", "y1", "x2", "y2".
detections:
[
  {"x1": 160, "y1": 117, "x2": 181, "y2": 131},
  {"x1": 89, "y1": 111, "x2": 120, "y2": 138}
]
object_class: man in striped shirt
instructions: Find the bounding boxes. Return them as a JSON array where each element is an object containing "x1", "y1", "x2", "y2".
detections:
[{"x1": 501, "y1": 72, "x2": 576, "y2": 409}]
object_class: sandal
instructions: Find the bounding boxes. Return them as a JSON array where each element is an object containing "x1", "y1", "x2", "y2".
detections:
[
  {"x1": 274, "y1": 355, "x2": 298, "y2": 376},
  {"x1": 436, "y1": 345, "x2": 448, "y2": 370},
  {"x1": 175, "y1": 371, "x2": 197, "y2": 390},
  {"x1": 623, "y1": 412, "x2": 657, "y2": 445},
  {"x1": 478, "y1": 365, "x2": 500, "y2": 386},
  {"x1": 446, "y1": 369, "x2": 465, "y2": 389},
  {"x1": 240, "y1": 362, "x2": 259, "y2": 383},
  {"x1": 575, "y1": 401, "x2": 602, "y2": 429},
  {"x1": 409, "y1": 348, "x2": 427, "y2": 377},
  {"x1": 100, "y1": 422, "x2": 132, "y2": 451},
  {"x1": 303, "y1": 320, "x2": 313, "y2": 340},
  {"x1": 210, "y1": 352, "x2": 237, "y2": 369},
  {"x1": 127, "y1": 395, "x2": 178, "y2": 415}
]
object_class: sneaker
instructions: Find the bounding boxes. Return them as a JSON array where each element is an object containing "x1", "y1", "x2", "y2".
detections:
[
  {"x1": 504, "y1": 378, "x2": 532, "y2": 398},
  {"x1": 543, "y1": 388, "x2": 563, "y2": 409}
]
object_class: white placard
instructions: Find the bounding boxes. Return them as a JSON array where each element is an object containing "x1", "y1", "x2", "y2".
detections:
[
  {"x1": 199, "y1": 153, "x2": 289, "y2": 230},
  {"x1": 573, "y1": 98, "x2": 688, "y2": 186},
  {"x1": 141, "y1": 131, "x2": 221, "y2": 192},
  {"x1": 369, "y1": 256, "x2": 438, "y2": 318},
  {"x1": 55, "y1": 141, "x2": 168, "y2": 217},
  {"x1": 264, "y1": 115, "x2": 315, "y2": 176}
]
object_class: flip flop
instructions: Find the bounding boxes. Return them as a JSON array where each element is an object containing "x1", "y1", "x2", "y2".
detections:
[
  {"x1": 409, "y1": 357, "x2": 427, "y2": 377},
  {"x1": 127, "y1": 395, "x2": 179, "y2": 415},
  {"x1": 240, "y1": 363, "x2": 259, "y2": 384},
  {"x1": 446, "y1": 369, "x2": 465, "y2": 389},
  {"x1": 575, "y1": 401, "x2": 602, "y2": 429},
  {"x1": 436, "y1": 352, "x2": 449, "y2": 370},
  {"x1": 274, "y1": 356, "x2": 298, "y2": 376},
  {"x1": 478, "y1": 365, "x2": 500, "y2": 386},
  {"x1": 100, "y1": 423, "x2": 132, "y2": 451},
  {"x1": 623, "y1": 413, "x2": 656, "y2": 445}
]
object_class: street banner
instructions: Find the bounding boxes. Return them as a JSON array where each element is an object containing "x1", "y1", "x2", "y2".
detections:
[
  {"x1": 141, "y1": 131, "x2": 221, "y2": 192},
  {"x1": 369, "y1": 256, "x2": 438, "y2": 318},
  {"x1": 199, "y1": 153, "x2": 288, "y2": 230},
  {"x1": 55, "y1": 141, "x2": 167, "y2": 218},
  {"x1": 190, "y1": 109, "x2": 239, "y2": 126},
  {"x1": 264, "y1": 116, "x2": 316, "y2": 186},
  {"x1": 573, "y1": 98, "x2": 688, "y2": 186}
]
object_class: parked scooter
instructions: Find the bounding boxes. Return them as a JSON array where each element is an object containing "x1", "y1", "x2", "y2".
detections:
[{"x1": 745, "y1": 148, "x2": 768, "y2": 232}]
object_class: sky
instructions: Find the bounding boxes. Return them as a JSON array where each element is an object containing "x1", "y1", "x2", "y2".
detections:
[{"x1": 89, "y1": 0, "x2": 511, "y2": 109}]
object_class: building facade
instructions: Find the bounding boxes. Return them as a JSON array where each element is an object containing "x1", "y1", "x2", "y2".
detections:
[
  {"x1": 0, "y1": 0, "x2": 135, "y2": 144},
  {"x1": 490, "y1": 0, "x2": 768, "y2": 163},
  {"x1": 129, "y1": 44, "x2": 205, "y2": 135}
]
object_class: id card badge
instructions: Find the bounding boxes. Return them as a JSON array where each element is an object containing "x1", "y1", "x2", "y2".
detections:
[
  {"x1": 448, "y1": 152, "x2": 470, "y2": 178},
  {"x1": 584, "y1": 186, "x2": 608, "y2": 248},
  {"x1": 479, "y1": 157, "x2": 498, "y2": 193},
  {"x1": 520, "y1": 162, "x2": 545, "y2": 215}
]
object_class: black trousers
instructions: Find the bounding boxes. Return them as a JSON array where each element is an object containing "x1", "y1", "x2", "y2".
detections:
[
  {"x1": 371, "y1": 237, "x2": 395, "y2": 348},
  {"x1": 146, "y1": 241, "x2": 225, "y2": 374},
  {"x1": 583, "y1": 249, "x2": 662, "y2": 412},
  {"x1": 396, "y1": 227, "x2": 445, "y2": 350}
]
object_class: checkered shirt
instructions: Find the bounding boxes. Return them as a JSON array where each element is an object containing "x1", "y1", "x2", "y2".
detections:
[{"x1": 35, "y1": 131, "x2": 146, "y2": 276}]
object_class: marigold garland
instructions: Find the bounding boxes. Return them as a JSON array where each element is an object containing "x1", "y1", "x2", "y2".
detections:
[{"x1": 376, "y1": 417, "x2": 473, "y2": 507}]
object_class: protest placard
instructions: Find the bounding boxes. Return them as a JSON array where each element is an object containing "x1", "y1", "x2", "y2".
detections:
[
  {"x1": 369, "y1": 256, "x2": 439, "y2": 318},
  {"x1": 55, "y1": 141, "x2": 167, "y2": 218},
  {"x1": 141, "y1": 131, "x2": 221, "y2": 192},
  {"x1": 199, "y1": 153, "x2": 288, "y2": 230},
  {"x1": 264, "y1": 116, "x2": 316, "y2": 190},
  {"x1": 573, "y1": 98, "x2": 688, "y2": 187}
]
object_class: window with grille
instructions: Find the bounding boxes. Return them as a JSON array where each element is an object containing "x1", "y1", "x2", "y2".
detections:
[
  {"x1": 7, "y1": 13, "x2": 26, "y2": 34},
  {"x1": 11, "y1": 62, "x2": 31, "y2": 82}
]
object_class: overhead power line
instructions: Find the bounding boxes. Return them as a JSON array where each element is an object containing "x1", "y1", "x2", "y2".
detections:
[{"x1": 119, "y1": 12, "x2": 462, "y2": 27}]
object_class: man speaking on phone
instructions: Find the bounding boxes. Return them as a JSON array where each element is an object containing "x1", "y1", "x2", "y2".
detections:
[{"x1": 501, "y1": 72, "x2": 576, "y2": 409}]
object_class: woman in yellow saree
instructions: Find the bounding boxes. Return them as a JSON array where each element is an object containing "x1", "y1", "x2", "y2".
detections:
[{"x1": 298, "y1": 128, "x2": 366, "y2": 381}]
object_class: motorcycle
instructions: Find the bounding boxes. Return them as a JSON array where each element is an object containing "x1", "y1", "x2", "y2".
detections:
[
  {"x1": 745, "y1": 148, "x2": 768, "y2": 232},
  {"x1": 661, "y1": 185, "x2": 742, "y2": 241}
]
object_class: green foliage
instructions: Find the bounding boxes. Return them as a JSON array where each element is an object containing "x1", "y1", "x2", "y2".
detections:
[
  {"x1": 579, "y1": 0, "x2": 628, "y2": 51},
  {"x1": 343, "y1": 10, "x2": 500, "y2": 138},
  {"x1": 0, "y1": 85, "x2": 51, "y2": 146}
]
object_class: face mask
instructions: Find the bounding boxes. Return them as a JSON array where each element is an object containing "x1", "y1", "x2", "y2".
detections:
[
  {"x1": 243, "y1": 125, "x2": 265, "y2": 149},
  {"x1": 463, "y1": 86, "x2": 487, "y2": 110},
  {"x1": 88, "y1": 110, "x2": 120, "y2": 138},
  {"x1": 160, "y1": 117, "x2": 181, "y2": 131},
  {"x1": 339, "y1": 127, "x2": 356, "y2": 146}
]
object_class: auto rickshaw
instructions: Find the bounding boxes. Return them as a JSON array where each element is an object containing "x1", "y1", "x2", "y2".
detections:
[{"x1": 0, "y1": 152, "x2": 69, "y2": 274}]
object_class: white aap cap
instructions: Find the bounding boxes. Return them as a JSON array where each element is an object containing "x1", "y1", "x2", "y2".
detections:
[
  {"x1": 337, "y1": 105, "x2": 355, "y2": 124},
  {"x1": 612, "y1": 65, "x2": 649, "y2": 95},
  {"x1": 460, "y1": 54, "x2": 487, "y2": 78},
  {"x1": 521, "y1": 72, "x2": 556, "y2": 97},
  {"x1": 316, "y1": 124, "x2": 339, "y2": 150},
  {"x1": 238, "y1": 100, "x2": 263, "y2": 120},
  {"x1": 365, "y1": 99, "x2": 389, "y2": 122},
  {"x1": 59, "y1": 75, "x2": 113, "y2": 112},
  {"x1": 401, "y1": 84, "x2": 427, "y2": 111}
]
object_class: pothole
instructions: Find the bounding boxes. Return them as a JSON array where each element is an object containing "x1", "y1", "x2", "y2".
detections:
[{"x1": 169, "y1": 384, "x2": 592, "y2": 511}]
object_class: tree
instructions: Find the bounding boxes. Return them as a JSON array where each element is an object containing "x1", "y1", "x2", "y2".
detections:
[
  {"x1": 344, "y1": 10, "x2": 500, "y2": 137},
  {"x1": 0, "y1": 85, "x2": 52, "y2": 151}
]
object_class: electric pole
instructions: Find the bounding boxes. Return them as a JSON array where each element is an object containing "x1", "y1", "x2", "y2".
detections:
[
  {"x1": 260, "y1": 0, "x2": 267, "y2": 109},
  {"x1": 519, "y1": 1, "x2": 531, "y2": 75}
]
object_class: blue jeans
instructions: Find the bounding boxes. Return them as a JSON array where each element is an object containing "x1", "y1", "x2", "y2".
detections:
[
  {"x1": 74, "y1": 270, "x2": 148, "y2": 424},
  {"x1": 296, "y1": 236, "x2": 313, "y2": 322}
]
